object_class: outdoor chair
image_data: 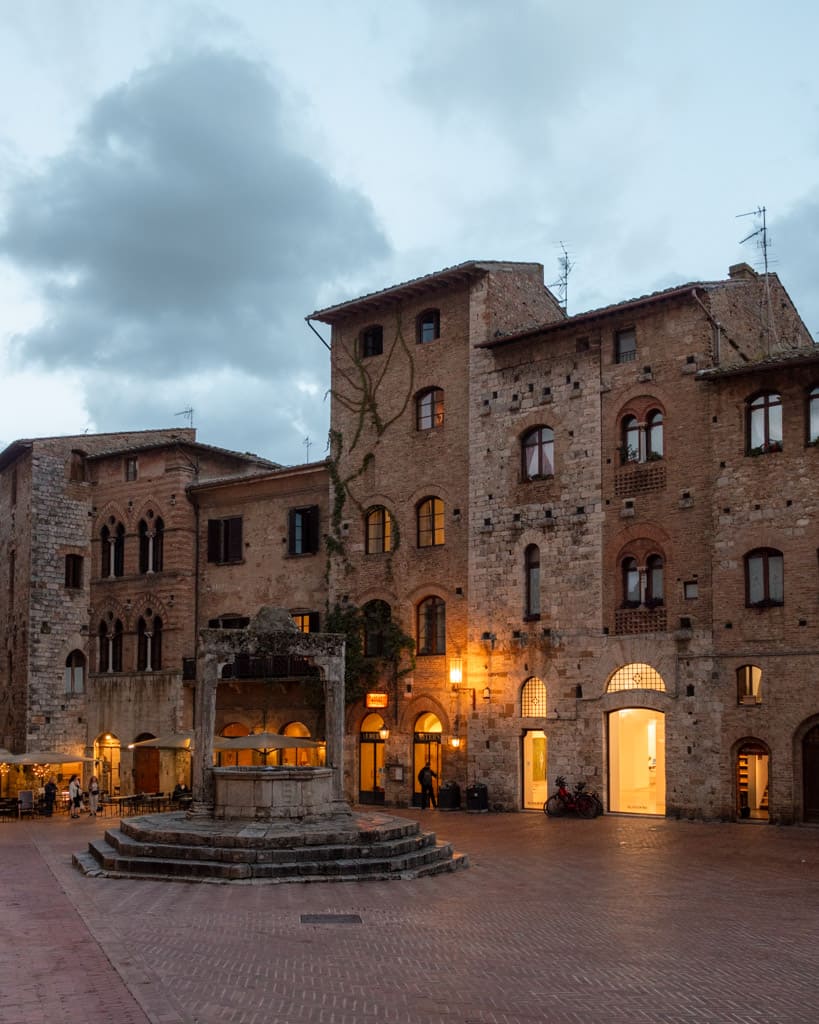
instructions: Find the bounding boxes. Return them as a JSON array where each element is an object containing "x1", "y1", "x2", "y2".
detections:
[
  {"x1": 18, "y1": 790, "x2": 35, "y2": 818},
  {"x1": 0, "y1": 798, "x2": 19, "y2": 821}
]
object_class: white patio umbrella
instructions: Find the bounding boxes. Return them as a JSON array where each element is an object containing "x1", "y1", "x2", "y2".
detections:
[{"x1": 128, "y1": 732, "x2": 193, "y2": 750}]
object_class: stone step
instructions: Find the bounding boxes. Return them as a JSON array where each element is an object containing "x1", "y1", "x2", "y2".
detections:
[
  {"x1": 103, "y1": 826, "x2": 438, "y2": 865},
  {"x1": 83, "y1": 836, "x2": 468, "y2": 884}
]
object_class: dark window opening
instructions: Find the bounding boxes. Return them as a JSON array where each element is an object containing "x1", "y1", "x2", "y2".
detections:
[
  {"x1": 207, "y1": 517, "x2": 243, "y2": 564},
  {"x1": 288, "y1": 506, "x2": 320, "y2": 555}
]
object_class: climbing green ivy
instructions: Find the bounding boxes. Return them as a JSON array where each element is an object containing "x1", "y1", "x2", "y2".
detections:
[{"x1": 305, "y1": 601, "x2": 415, "y2": 708}]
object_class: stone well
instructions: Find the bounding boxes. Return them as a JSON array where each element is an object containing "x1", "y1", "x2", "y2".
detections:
[{"x1": 211, "y1": 765, "x2": 351, "y2": 822}]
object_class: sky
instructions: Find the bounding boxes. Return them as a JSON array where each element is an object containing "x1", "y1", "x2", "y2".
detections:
[{"x1": 1, "y1": 1, "x2": 818, "y2": 466}]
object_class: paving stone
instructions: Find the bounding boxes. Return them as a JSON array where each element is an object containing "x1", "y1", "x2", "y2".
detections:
[{"x1": 4, "y1": 810, "x2": 819, "y2": 1024}]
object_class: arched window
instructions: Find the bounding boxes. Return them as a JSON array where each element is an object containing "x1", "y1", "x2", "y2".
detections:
[
  {"x1": 416, "y1": 387, "x2": 444, "y2": 430},
  {"x1": 417, "y1": 309, "x2": 440, "y2": 344},
  {"x1": 524, "y1": 544, "x2": 540, "y2": 619},
  {"x1": 139, "y1": 515, "x2": 164, "y2": 573},
  {"x1": 363, "y1": 600, "x2": 391, "y2": 657},
  {"x1": 365, "y1": 507, "x2": 393, "y2": 554},
  {"x1": 417, "y1": 596, "x2": 445, "y2": 655},
  {"x1": 521, "y1": 676, "x2": 547, "y2": 716},
  {"x1": 137, "y1": 614, "x2": 163, "y2": 672},
  {"x1": 745, "y1": 548, "x2": 784, "y2": 606},
  {"x1": 522, "y1": 426, "x2": 554, "y2": 479},
  {"x1": 64, "y1": 650, "x2": 85, "y2": 694},
  {"x1": 101, "y1": 520, "x2": 125, "y2": 578},
  {"x1": 646, "y1": 555, "x2": 664, "y2": 606},
  {"x1": 622, "y1": 557, "x2": 640, "y2": 607},
  {"x1": 747, "y1": 392, "x2": 782, "y2": 453},
  {"x1": 737, "y1": 665, "x2": 762, "y2": 704},
  {"x1": 417, "y1": 497, "x2": 445, "y2": 547},
  {"x1": 809, "y1": 385, "x2": 819, "y2": 444},
  {"x1": 99, "y1": 619, "x2": 123, "y2": 673},
  {"x1": 646, "y1": 410, "x2": 664, "y2": 458},
  {"x1": 621, "y1": 416, "x2": 640, "y2": 463},
  {"x1": 606, "y1": 663, "x2": 666, "y2": 692}
]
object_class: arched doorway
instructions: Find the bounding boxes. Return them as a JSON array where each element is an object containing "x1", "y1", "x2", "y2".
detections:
[
  {"x1": 804, "y1": 725, "x2": 819, "y2": 823},
  {"x1": 359, "y1": 713, "x2": 386, "y2": 805},
  {"x1": 280, "y1": 721, "x2": 322, "y2": 767},
  {"x1": 217, "y1": 722, "x2": 252, "y2": 767},
  {"x1": 522, "y1": 730, "x2": 547, "y2": 809},
  {"x1": 94, "y1": 733, "x2": 121, "y2": 795},
  {"x1": 132, "y1": 732, "x2": 160, "y2": 793},
  {"x1": 737, "y1": 741, "x2": 769, "y2": 820},
  {"x1": 608, "y1": 709, "x2": 666, "y2": 815},
  {"x1": 521, "y1": 676, "x2": 548, "y2": 809},
  {"x1": 412, "y1": 712, "x2": 442, "y2": 807}
]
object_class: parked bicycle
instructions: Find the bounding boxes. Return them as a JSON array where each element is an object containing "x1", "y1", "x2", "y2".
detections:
[{"x1": 544, "y1": 776, "x2": 602, "y2": 818}]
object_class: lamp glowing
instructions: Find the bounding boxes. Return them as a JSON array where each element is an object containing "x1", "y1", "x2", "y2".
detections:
[
  {"x1": 378, "y1": 722, "x2": 390, "y2": 741},
  {"x1": 449, "y1": 658, "x2": 463, "y2": 685}
]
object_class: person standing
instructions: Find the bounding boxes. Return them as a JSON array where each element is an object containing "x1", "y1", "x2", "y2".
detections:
[
  {"x1": 87, "y1": 775, "x2": 101, "y2": 817},
  {"x1": 418, "y1": 761, "x2": 438, "y2": 809},
  {"x1": 68, "y1": 774, "x2": 82, "y2": 818},
  {"x1": 43, "y1": 775, "x2": 58, "y2": 817}
]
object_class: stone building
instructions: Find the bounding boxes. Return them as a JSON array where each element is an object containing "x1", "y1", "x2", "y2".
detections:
[
  {"x1": 0, "y1": 429, "x2": 276, "y2": 796},
  {"x1": 310, "y1": 259, "x2": 818, "y2": 821},
  {"x1": 2, "y1": 258, "x2": 816, "y2": 823},
  {"x1": 188, "y1": 461, "x2": 331, "y2": 774}
]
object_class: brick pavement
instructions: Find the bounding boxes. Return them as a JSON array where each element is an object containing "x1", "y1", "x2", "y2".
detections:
[{"x1": 3, "y1": 809, "x2": 819, "y2": 1024}]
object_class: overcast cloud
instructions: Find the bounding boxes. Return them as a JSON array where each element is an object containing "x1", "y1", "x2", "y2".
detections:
[
  {"x1": 1, "y1": 47, "x2": 388, "y2": 461},
  {"x1": 0, "y1": 2, "x2": 817, "y2": 462}
]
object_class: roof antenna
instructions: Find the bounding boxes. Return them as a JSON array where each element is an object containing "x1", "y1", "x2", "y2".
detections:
[
  {"x1": 175, "y1": 407, "x2": 194, "y2": 428},
  {"x1": 550, "y1": 241, "x2": 574, "y2": 313},
  {"x1": 737, "y1": 205, "x2": 771, "y2": 276},
  {"x1": 737, "y1": 206, "x2": 779, "y2": 353},
  {"x1": 304, "y1": 436, "x2": 312, "y2": 462}
]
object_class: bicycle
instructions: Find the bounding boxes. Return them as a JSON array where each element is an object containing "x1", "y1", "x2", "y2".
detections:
[{"x1": 544, "y1": 776, "x2": 600, "y2": 818}]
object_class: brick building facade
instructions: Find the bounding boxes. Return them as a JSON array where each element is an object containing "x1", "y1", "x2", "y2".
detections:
[
  {"x1": 2, "y1": 259, "x2": 816, "y2": 823},
  {"x1": 310, "y1": 259, "x2": 819, "y2": 822},
  {"x1": 0, "y1": 430, "x2": 277, "y2": 796}
]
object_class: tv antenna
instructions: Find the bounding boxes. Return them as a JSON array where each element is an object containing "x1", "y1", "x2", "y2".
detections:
[
  {"x1": 550, "y1": 241, "x2": 574, "y2": 313},
  {"x1": 175, "y1": 407, "x2": 195, "y2": 428},
  {"x1": 737, "y1": 205, "x2": 779, "y2": 352},
  {"x1": 303, "y1": 436, "x2": 312, "y2": 462},
  {"x1": 737, "y1": 205, "x2": 771, "y2": 276}
]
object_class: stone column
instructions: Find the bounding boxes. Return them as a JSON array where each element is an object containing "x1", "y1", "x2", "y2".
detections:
[
  {"x1": 314, "y1": 648, "x2": 345, "y2": 801},
  {"x1": 191, "y1": 648, "x2": 219, "y2": 813}
]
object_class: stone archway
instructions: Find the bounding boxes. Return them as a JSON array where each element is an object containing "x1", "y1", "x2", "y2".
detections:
[{"x1": 192, "y1": 608, "x2": 346, "y2": 815}]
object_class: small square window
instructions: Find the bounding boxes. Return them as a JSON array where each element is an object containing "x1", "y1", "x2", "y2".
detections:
[
  {"x1": 125, "y1": 456, "x2": 138, "y2": 481},
  {"x1": 360, "y1": 325, "x2": 383, "y2": 358},
  {"x1": 683, "y1": 581, "x2": 698, "y2": 600}
]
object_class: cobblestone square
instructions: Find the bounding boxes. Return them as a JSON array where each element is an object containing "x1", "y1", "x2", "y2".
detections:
[{"x1": 3, "y1": 810, "x2": 819, "y2": 1024}]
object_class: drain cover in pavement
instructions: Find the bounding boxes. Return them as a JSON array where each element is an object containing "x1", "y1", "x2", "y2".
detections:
[{"x1": 300, "y1": 913, "x2": 362, "y2": 925}]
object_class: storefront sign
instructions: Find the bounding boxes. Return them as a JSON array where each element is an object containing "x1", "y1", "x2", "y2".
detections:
[{"x1": 365, "y1": 692, "x2": 389, "y2": 709}]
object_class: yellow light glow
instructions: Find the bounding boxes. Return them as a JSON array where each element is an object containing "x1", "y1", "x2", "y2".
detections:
[
  {"x1": 449, "y1": 658, "x2": 463, "y2": 685},
  {"x1": 450, "y1": 736, "x2": 461, "y2": 749}
]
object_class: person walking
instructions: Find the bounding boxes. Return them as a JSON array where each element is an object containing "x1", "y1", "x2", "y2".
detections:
[
  {"x1": 87, "y1": 775, "x2": 101, "y2": 817},
  {"x1": 68, "y1": 774, "x2": 82, "y2": 818},
  {"x1": 418, "y1": 761, "x2": 438, "y2": 809},
  {"x1": 43, "y1": 775, "x2": 58, "y2": 817}
]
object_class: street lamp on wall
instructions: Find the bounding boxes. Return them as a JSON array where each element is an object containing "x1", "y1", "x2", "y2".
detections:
[
  {"x1": 449, "y1": 658, "x2": 463, "y2": 685},
  {"x1": 378, "y1": 722, "x2": 390, "y2": 741}
]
